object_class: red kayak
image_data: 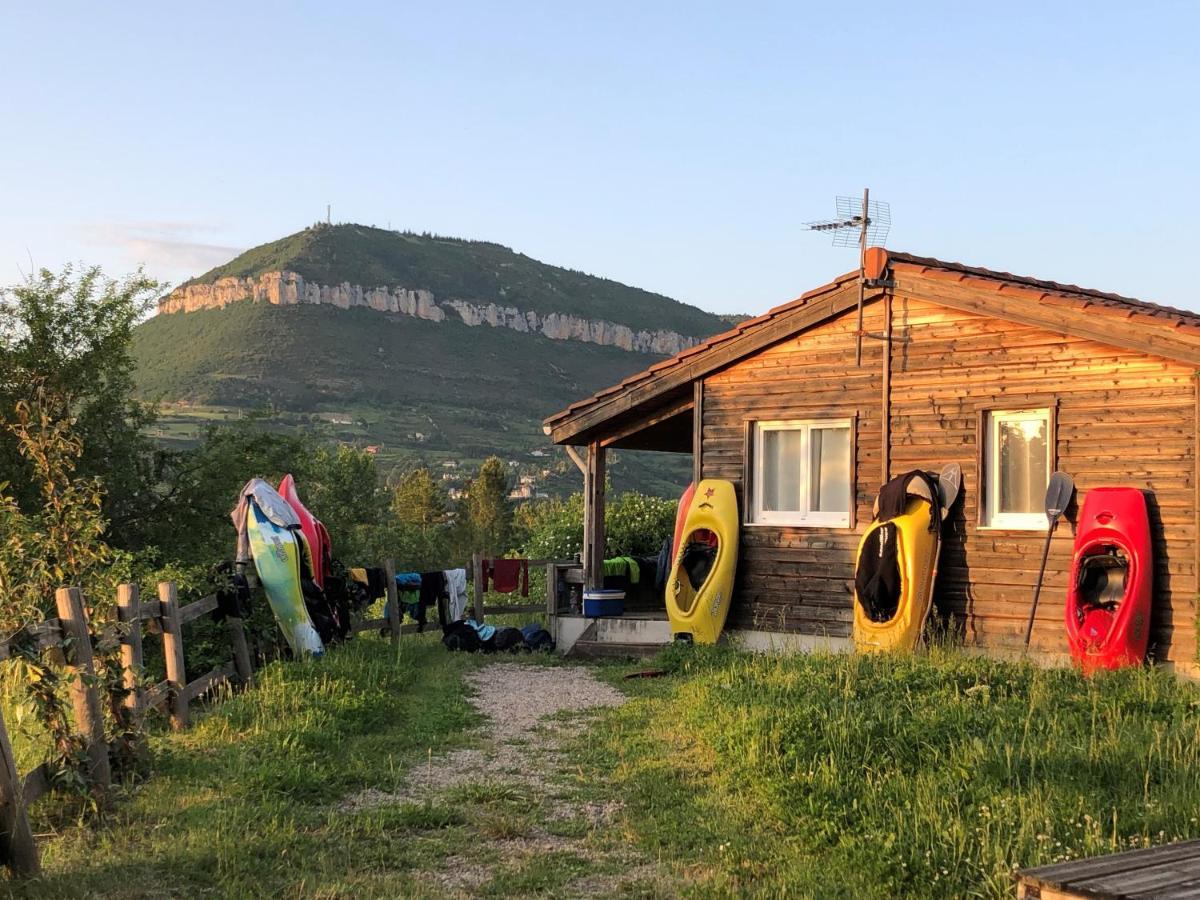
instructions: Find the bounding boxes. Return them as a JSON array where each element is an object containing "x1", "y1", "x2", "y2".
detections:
[
  {"x1": 1065, "y1": 487, "x2": 1152, "y2": 672},
  {"x1": 278, "y1": 474, "x2": 332, "y2": 590},
  {"x1": 672, "y1": 482, "x2": 696, "y2": 559}
]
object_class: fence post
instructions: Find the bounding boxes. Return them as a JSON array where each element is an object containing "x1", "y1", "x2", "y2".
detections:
[
  {"x1": 158, "y1": 582, "x2": 189, "y2": 730},
  {"x1": 116, "y1": 583, "x2": 143, "y2": 725},
  {"x1": 384, "y1": 559, "x2": 400, "y2": 646},
  {"x1": 472, "y1": 552, "x2": 485, "y2": 622},
  {"x1": 227, "y1": 617, "x2": 254, "y2": 687},
  {"x1": 54, "y1": 587, "x2": 111, "y2": 792},
  {"x1": 0, "y1": 704, "x2": 38, "y2": 876}
]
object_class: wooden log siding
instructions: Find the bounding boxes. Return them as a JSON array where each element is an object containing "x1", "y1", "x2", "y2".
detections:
[{"x1": 700, "y1": 293, "x2": 1198, "y2": 663}]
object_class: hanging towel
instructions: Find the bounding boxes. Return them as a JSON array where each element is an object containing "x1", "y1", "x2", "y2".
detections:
[
  {"x1": 487, "y1": 559, "x2": 529, "y2": 596},
  {"x1": 231, "y1": 477, "x2": 301, "y2": 564},
  {"x1": 602, "y1": 556, "x2": 640, "y2": 584},
  {"x1": 443, "y1": 568, "x2": 468, "y2": 623}
]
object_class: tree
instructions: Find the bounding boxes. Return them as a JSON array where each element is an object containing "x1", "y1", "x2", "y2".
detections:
[
  {"x1": 464, "y1": 456, "x2": 512, "y2": 555},
  {"x1": 391, "y1": 468, "x2": 448, "y2": 531},
  {"x1": 0, "y1": 265, "x2": 159, "y2": 537}
]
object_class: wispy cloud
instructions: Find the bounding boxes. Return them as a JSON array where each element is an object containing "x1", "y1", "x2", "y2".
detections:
[{"x1": 79, "y1": 221, "x2": 243, "y2": 280}]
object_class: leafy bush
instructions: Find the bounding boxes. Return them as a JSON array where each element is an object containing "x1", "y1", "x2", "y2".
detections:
[{"x1": 517, "y1": 490, "x2": 677, "y2": 560}]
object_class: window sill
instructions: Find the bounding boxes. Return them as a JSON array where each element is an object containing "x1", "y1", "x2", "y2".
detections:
[
  {"x1": 744, "y1": 521, "x2": 855, "y2": 531},
  {"x1": 976, "y1": 525, "x2": 1047, "y2": 534}
]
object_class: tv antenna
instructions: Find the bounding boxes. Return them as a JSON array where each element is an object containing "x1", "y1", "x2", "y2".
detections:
[{"x1": 805, "y1": 188, "x2": 892, "y2": 365}]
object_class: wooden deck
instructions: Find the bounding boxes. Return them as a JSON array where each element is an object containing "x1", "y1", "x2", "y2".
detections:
[{"x1": 1017, "y1": 840, "x2": 1200, "y2": 899}]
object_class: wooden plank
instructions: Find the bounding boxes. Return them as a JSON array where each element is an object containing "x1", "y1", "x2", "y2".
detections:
[
  {"x1": 583, "y1": 443, "x2": 606, "y2": 590},
  {"x1": 350, "y1": 618, "x2": 422, "y2": 636},
  {"x1": 177, "y1": 594, "x2": 219, "y2": 626},
  {"x1": 19, "y1": 763, "x2": 50, "y2": 807},
  {"x1": 482, "y1": 604, "x2": 544, "y2": 616},
  {"x1": 692, "y1": 380, "x2": 704, "y2": 484},
  {"x1": 385, "y1": 558, "x2": 400, "y2": 646},
  {"x1": 891, "y1": 278, "x2": 1200, "y2": 366},
  {"x1": 227, "y1": 617, "x2": 254, "y2": 686},
  {"x1": 1078, "y1": 856, "x2": 1200, "y2": 896},
  {"x1": 182, "y1": 661, "x2": 237, "y2": 704},
  {"x1": 54, "y1": 587, "x2": 111, "y2": 791},
  {"x1": 116, "y1": 584, "x2": 143, "y2": 725},
  {"x1": 472, "y1": 553, "x2": 485, "y2": 622},
  {"x1": 600, "y1": 393, "x2": 693, "y2": 448},
  {"x1": 0, "y1": 708, "x2": 39, "y2": 874},
  {"x1": 143, "y1": 680, "x2": 170, "y2": 712},
  {"x1": 158, "y1": 582, "x2": 189, "y2": 730},
  {"x1": 1021, "y1": 839, "x2": 1200, "y2": 887}
]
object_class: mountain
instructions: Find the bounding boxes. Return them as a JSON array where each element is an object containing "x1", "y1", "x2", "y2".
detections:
[{"x1": 134, "y1": 224, "x2": 730, "y2": 497}]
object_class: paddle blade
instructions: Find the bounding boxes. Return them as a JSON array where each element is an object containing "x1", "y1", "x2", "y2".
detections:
[
  {"x1": 1044, "y1": 471, "x2": 1075, "y2": 523},
  {"x1": 938, "y1": 463, "x2": 963, "y2": 520}
]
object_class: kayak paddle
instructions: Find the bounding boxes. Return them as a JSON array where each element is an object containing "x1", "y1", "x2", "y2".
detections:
[{"x1": 1024, "y1": 471, "x2": 1075, "y2": 650}]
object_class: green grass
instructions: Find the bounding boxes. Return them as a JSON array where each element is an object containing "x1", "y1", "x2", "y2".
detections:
[
  {"x1": 573, "y1": 646, "x2": 1200, "y2": 899},
  {"x1": 9, "y1": 635, "x2": 484, "y2": 898},
  {"x1": 18, "y1": 634, "x2": 1200, "y2": 898}
]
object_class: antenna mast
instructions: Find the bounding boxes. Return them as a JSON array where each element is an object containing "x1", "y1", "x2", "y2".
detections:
[{"x1": 804, "y1": 190, "x2": 892, "y2": 365}]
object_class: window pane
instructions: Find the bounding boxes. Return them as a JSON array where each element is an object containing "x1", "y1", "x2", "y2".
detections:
[
  {"x1": 810, "y1": 427, "x2": 850, "y2": 513},
  {"x1": 998, "y1": 417, "x2": 1048, "y2": 514},
  {"x1": 761, "y1": 428, "x2": 803, "y2": 512}
]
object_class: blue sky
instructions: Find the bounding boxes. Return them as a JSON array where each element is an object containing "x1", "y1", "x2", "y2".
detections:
[{"x1": 3, "y1": 1, "x2": 1198, "y2": 316}]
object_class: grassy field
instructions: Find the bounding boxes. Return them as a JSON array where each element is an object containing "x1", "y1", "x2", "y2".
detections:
[
  {"x1": 575, "y1": 645, "x2": 1200, "y2": 898},
  {"x1": 10, "y1": 639, "x2": 1200, "y2": 898}
]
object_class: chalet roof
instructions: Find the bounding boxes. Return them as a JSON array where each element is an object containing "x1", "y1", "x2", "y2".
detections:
[{"x1": 544, "y1": 250, "x2": 1200, "y2": 445}]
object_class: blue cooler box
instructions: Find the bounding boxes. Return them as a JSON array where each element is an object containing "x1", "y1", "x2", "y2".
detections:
[{"x1": 583, "y1": 588, "x2": 625, "y2": 617}]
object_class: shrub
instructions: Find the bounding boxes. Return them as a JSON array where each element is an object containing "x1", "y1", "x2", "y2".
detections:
[{"x1": 517, "y1": 490, "x2": 676, "y2": 560}]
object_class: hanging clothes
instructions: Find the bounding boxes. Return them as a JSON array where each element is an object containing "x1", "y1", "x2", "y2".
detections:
[
  {"x1": 486, "y1": 559, "x2": 529, "y2": 596},
  {"x1": 395, "y1": 572, "x2": 422, "y2": 591},
  {"x1": 443, "y1": 568, "x2": 468, "y2": 623},
  {"x1": 876, "y1": 470, "x2": 941, "y2": 532},
  {"x1": 603, "y1": 556, "x2": 641, "y2": 584},
  {"x1": 231, "y1": 478, "x2": 301, "y2": 564}
]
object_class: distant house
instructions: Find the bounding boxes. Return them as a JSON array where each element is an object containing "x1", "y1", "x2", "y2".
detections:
[
  {"x1": 363, "y1": 445, "x2": 381, "y2": 455},
  {"x1": 545, "y1": 248, "x2": 1200, "y2": 668}
]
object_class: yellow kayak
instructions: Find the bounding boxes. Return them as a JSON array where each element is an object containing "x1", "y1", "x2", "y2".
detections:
[
  {"x1": 666, "y1": 479, "x2": 739, "y2": 644},
  {"x1": 852, "y1": 495, "x2": 939, "y2": 653}
]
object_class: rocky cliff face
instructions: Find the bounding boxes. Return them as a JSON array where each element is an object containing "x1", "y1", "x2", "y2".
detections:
[{"x1": 159, "y1": 271, "x2": 702, "y2": 355}]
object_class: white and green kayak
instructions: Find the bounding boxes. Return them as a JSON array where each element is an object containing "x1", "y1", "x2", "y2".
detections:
[{"x1": 246, "y1": 497, "x2": 324, "y2": 657}]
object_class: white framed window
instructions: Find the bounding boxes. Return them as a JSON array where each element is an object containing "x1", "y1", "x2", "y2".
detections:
[
  {"x1": 983, "y1": 408, "x2": 1052, "y2": 530},
  {"x1": 750, "y1": 419, "x2": 853, "y2": 527}
]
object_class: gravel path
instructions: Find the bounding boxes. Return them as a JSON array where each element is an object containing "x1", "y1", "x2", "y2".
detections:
[{"x1": 339, "y1": 661, "x2": 674, "y2": 897}]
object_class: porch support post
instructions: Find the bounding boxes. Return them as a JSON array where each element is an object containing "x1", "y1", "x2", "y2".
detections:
[{"x1": 583, "y1": 441, "x2": 606, "y2": 590}]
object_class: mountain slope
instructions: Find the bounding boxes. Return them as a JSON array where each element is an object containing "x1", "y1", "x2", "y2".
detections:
[
  {"x1": 136, "y1": 223, "x2": 720, "y2": 496},
  {"x1": 180, "y1": 223, "x2": 727, "y2": 338},
  {"x1": 132, "y1": 301, "x2": 691, "y2": 494}
]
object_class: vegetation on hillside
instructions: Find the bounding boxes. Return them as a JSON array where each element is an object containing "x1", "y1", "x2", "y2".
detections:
[
  {"x1": 181, "y1": 223, "x2": 729, "y2": 338},
  {"x1": 130, "y1": 299, "x2": 693, "y2": 497}
]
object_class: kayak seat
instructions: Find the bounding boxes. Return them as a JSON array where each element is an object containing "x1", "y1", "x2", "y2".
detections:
[
  {"x1": 854, "y1": 523, "x2": 902, "y2": 624},
  {"x1": 1075, "y1": 547, "x2": 1128, "y2": 620},
  {"x1": 681, "y1": 540, "x2": 718, "y2": 592}
]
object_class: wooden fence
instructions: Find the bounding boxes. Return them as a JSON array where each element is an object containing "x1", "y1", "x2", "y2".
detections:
[{"x1": 0, "y1": 554, "x2": 566, "y2": 876}]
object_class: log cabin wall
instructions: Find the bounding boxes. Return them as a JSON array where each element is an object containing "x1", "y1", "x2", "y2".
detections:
[
  {"x1": 701, "y1": 291, "x2": 1198, "y2": 663},
  {"x1": 702, "y1": 301, "x2": 886, "y2": 636}
]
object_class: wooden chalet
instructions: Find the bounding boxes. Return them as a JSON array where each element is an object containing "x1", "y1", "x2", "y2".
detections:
[{"x1": 544, "y1": 249, "x2": 1200, "y2": 667}]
